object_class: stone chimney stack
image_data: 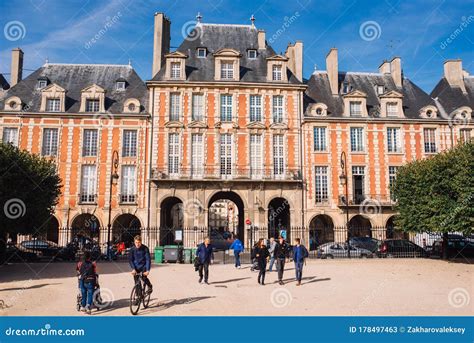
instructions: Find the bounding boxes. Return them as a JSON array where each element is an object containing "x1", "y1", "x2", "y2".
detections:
[
  {"x1": 378, "y1": 60, "x2": 390, "y2": 74},
  {"x1": 390, "y1": 57, "x2": 402, "y2": 88},
  {"x1": 444, "y1": 59, "x2": 466, "y2": 93},
  {"x1": 152, "y1": 12, "x2": 171, "y2": 78},
  {"x1": 257, "y1": 30, "x2": 266, "y2": 49},
  {"x1": 10, "y1": 48, "x2": 24, "y2": 87},
  {"x1": 326, "y1": 48, "x2": 338, "y2": 95},
  {"x1": 285, "y1": 41, "x2": 303, "y2": 82}
]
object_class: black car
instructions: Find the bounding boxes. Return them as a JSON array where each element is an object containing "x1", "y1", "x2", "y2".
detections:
[
  {"x1": 430, "y1": 239, "x2": 474, "y2": 259},
  {"x1": 5, "y1": 243, "x2": 39, "y2": 262},
  {"x1": 20, "y1": 240, "x2": 73, "y2": 261},
  {"x1": 209, "y1": 230, "x2": 232, "y2": 251},
  {"x1": 377, "y1": 239, "x2": 427, "y2": 258},
  {"x1": 349, "y1": 237, "x2": 380, "y2": 253}
]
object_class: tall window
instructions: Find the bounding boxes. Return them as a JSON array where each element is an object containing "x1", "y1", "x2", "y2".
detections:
[
  {"x1": 220, "y1": 134, "x2": 232, "y2": 177},
  {"x1": 2, "y1": 128, "x2": 18, "y2": 146},
  {"x1": 192, "y1": 93, "x2": 204, "y2": 121},
  {"x1": 388, "y1": 166, "x2": 399, "y2": 201},
  {"x1": 122, "y1": 130, "x2": 137, "y2": 157},
  {"x1": 121, "y1": 165, "x2": 136, "y2": 203},
  {"x1": 313, "y1": 127, "x2": 327, "y2": 151},
  {"x1": 249, "y1": 95, "x2": 262, "y2": 122},
  {"x1": 249, "y1": 134, "x2": 262, "y2": 178},
  {"x1": 272, "y1": 65, "x2": 282, "y2": 81},
  {"x1": 315, "y1": 166, "x2": 328, "y2": 203},
  {"x1": 272, "y1": 95, "x2": 284, "y2": 123},
  {"x1": 423, "y1": 128, "x2": 437, "y2": 153},
  {"x1": 42, "y1": 128, "x2": 58, "y2": 156},
  {"x1": 85, "y1": 99, "x2": 100, "y2": 112},
  {"x1": 350, "y1": 127, "x2": 364, "y2": 152},
  {"x1": 352, "y1": 166, "x2": 365, "y2": 204},
  {"x1": 46, "y1": 98, "x2": 60, "y2": 112},
  {"x1": 460, "y1": 129, "x2": 472, "y2": 143},
  {"x1": 169, "y1": 93, "x2": 181, "y2": 121},
  {"x1": 386, "y1": 102, "x2": 398, "y2": 117},
  {"x1": 170, "y1": 62, "x2": 181, "y2": 79},
  {"x1": 387, "y1": 127, "x2": 401, "y2": 153},
  {"x1": 221, "y1": 62, "x2": 234, "y2": 79},
  {"x1": 349, "y1": 101, "x2": 362, "y2": 116},
  {"x1": 191, "y1": 133, "x2": 203, "y2": 177},
  {"x1": 168, "y1": 133, "x2": 180, "y2": 175},
  {"x1": 273, "y1": 135, "x2": 284, "y2": 177},
  {"x1": 80, "y1": 165, "x2": 96, "y2": 203},
  {"x1": 82, "y1": 129, "x2": 98, "y2": 157},
  {"x1": 220, "y1": 94, "x2": 232, "y2": 122}
]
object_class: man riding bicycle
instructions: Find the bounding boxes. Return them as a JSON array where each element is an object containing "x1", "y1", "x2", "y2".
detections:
[{"x1": 128, "y1": 235, "x2": 153, "y2": 295}]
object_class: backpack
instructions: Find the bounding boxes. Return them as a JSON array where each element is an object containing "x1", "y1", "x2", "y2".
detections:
[{"x1": 79, "y1": 261, "x2": 96, "y2": 284}]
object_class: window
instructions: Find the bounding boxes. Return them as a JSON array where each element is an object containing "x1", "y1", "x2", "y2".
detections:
[
  {"x1": 248, "y1": 50, "x2": 257, "y2": 59},
  {"x1": 272, "y1": 96, "x2": 283, "y2": 123},
  {"x1": 2, "y1": 128, "x2": 18, "y2": 146},
  {"x1": 460, "y1": 129, "x2": 472, "y2": 143},
  {"x1": 272, "y1": 65, "x2": 282, "y2": 81},
  {"x1": 41, "y1": 128, "x2": 58, "y2": 156},
  {"x1": 220, "y1": 94, "x2": 233, "y2": 122},
  {"x1": 191, "y1": 134, "x2": 204, "y2": 177},
  {"x1": 316, "y1": 107, "x2": 323, "y2": 115},
  {"x1": 221, "y1": 62, "x2": 234, "y2": 79},
  {"x1": 220, "y1": 134, "x2": 232, "y2": 177},
  {"x1": 342, "y1": 82, "x2": 351, "y2": 94},
  {"x1": 387, "y1": 127, "x2": 401, "y2": 153},
  {"x1": 116, "y1": 81, "x2": 126, "y2": 91},
  {"x1": 122, "y1": 130, "x2": 137, "y2": 157},
  {"x1": 192, "y1": 94, "x2": 204, "y2": 121},
  {"x1": 376, "y1": 85, "x2": 385, "y2": 95},
  {"x1": 313, "y1": 127, "x2": 327, "y2": 151},
  {"x1": 273, "y1": 135, "x2": 284, "y2": 177},
  {"x1": 386, "y1": 102, "x2": 398, "y2": 117},
  {"x1": 197, "y1": 48, "x2": 206, "y2": 58},
  {"x1": 352, "y1": 166, "x2": 365, "y2": 204},
  {"x1": 168, "y1": 133, "x2": 180, "y2": 175},
  {"x1": 80, "y1": 165, "x2": 97, "y2": 203},
  {"x1": 85, "y1": 99, "x2": 100, "y2": 112},
  {"x1": 170, "y1": 62, "x2": 181, "y2": 79},
  {"x1": 38, "y1": 80, "x2": 47, "y2": 89},
  {"x1": 389, "y1": 166, "x2": 399, "y2": 200},
  {"x1": 46, "y1": 98, "x2": 61, "y2": 112},
  {"x1": 349, "y1": 101, "x2": 362, "y2": 116},
  {"x1": 249, "y1": 95, "x2": 262, "y2": 122},
  {"x1": 82, "y1": 129, "x2": 98, "y2": 157},
  {"x1": 423, "y1": 128, "x2": 437, "y2": 153},
  {"x1": 169, "y1": 93, "x2": 181, "y2": 121},
  {"x1": 128, "y1": 103, "x2": 136, "y2": 112},
  {"x1": 120, "y1": 165, "x2": 136, "y2": 203},
  {"x1": 315, "y1": 166, "x2": 328, "y2": 203},
  {"x1": 350, "y1": 127, "x2": 364, "y2": 152},
  {"x1": 249, "y1": 134, "x2": 262, "y2": 178}
]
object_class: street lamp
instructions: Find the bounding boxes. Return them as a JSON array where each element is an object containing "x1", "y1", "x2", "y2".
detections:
[
  {"x1": 339, "y1": 151, "x2": 350, "y2": 258},
  {"x1": 107, "y1": 150, "x2": 119, "y2": 259}
]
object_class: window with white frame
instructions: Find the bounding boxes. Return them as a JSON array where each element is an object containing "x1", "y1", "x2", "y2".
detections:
[
  {"x1": 192, "y1": 93, "x2": 204, "y2": 121},
  {"x1": 220, "y1": 62, "x2": 234, "y2": 79},
  {"x1": 197, "y1": 48, "x2": 206, "y2": 58},
  {"x1": 169, "y1": 93, "x2": 181, "y2": 121},
  {"x1": 41, "y1": 128, "x2": 58, "y2": 156},
  {"x1": 38, "y1": 80, "x2": 47, "y2": 89},
  {"x1": 191, "y1": 133, "x2": 203, "y2": 177},
  {"x1": 120, "y1": 165, "x2": 136, "y2": 203},
  {"x1": 2, "y1": 127, "x2": 18, "y2": 146},
  {"x1": 352, "y1": 166, "x2": 365, "y2": 204},
  {"x1": 220, "y1": 134, "x2": 232, "y2": 176},
  {"x1": 220, "y1": 94, "x2": 232, "y2": 121},
  {"x1": 272, "y1": 95, "x2": 284, "y2": 123},
  {"x1": 273, "y1": 135, "x2": 284, "y2": 177},
  {"x1": 423, "y1": 128, "x2": 437, "y2": 153},
  {"x1": 376, "y1": 85, "x2": 385, "y2": 95},
  {"x1": 80, "y1": 165, "x2": 97, "y2": 203},
  {"x1": 82, "y1": 129, "x2": 98, "y2": 157},
  {"x1": 315, "y1": 166, "x2": 328, "y2": 203},
  {"x1": 248, "y1": 50, "x2": 257, "y2": 59},
  {"x1": 313, "y1": 127, "x2": 327, "y2": 151},
  {"x1": 46, "y1": 98, "x2": 61, "y2": 112},
  {"x1": 386, "y1": 102, "x2": 398, "y2": 117},
  {"x1": 387, "y1": 127, "x2": 401, "y2": 153},
  {"x1": 349, "y1": 101, "x2": 362, "y2": 116},
  {"x1": 388, "y1": 166, "x2": 399, "y2": 200},
  {"x1": 249, "y1": 95, "x2": 262, "y2": 122},
  {"x1": 272, "y1": 65, "x2": 282, "y2": 81},
  {"x1": 116, "y1": 81, "x2": 126, "y2": 91},
  {"x1": 460, "y1": 129, "x2": 472, "y2": 143},
  {"x1": 168, "y1": 133, "x2": 180, "y2": 175},
  {"x1": 122, "y1": 130, "x2": 137, "y2": 157},
  {"x1": 350, "y1": 127, "x2": 364, "y2": 152},
  {"x1": 85, "y1": 99, "x2": 100, "y2": 112},
  {"x1": 249, "y1": 134, "x2": 263, "y2": 178},
  {"x1": 170, "y1": 62, "x2": 181, "y2": 79}
]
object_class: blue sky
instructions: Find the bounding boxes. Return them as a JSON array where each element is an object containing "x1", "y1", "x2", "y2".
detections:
[{"x1": 1, "y1": 0, "x2": 472, "y2": 92}]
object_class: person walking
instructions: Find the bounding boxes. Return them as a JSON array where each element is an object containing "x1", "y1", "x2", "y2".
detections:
[
  {"x1": 293, "y1": 238, "x2": 309, "y2": 286},
  {"x1": 274, "y1": 236, "x2": 290, "y2": 285},
  {"x1": 268, "y1": 237, "x2": 276, "y2": 272},
  {"x1": 196, "y1": 237, "x2": 214, "y2": 284},
  {"x1": 76, "y1": 251, "x2": 97, "y2": 314},
  {"x1": 229, "y1": 235, "x2": 244, "y2": 269},
  {"x1": 253, "y1": 238, "x2": 269, "y2": 285}
]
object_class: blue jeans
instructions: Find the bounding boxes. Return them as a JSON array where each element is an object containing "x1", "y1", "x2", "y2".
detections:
[
  {"x1": 269, "y1": 256, "x2": 275, "y2": 271},
  {"x1": 295, "y1": 261, "x2": 304, "y2": 282},
  {"x1": 80, "y1": 279, "x2": 94, "y2": 307},
  {"x1": 234, "y1": 251, "x2": 241, "y2": 267}
]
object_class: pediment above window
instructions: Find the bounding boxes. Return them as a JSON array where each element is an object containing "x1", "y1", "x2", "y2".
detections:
[
  {"x1": 213, "y1": 48, "x2": 242, "y2": 58},
  {"x1": 246, "y1": 122, "x2": 266, "y2": 130},
  {"x1": 81, "y1": 84, "x2": 106, "y2": 95},
  {"x1": 270, "y1": 122, "x2": 289, "y2": 131},
  {"x1": 343, "y1": 90, "x2": 367, "y2": 98},
  {"x1": 188, "y1": 120, "x2": 208, "y2": 128},
  {"x1": 215, "y1": 121, "x2": 239, "y2": 129},
  {"x1": 165, "y1": 121, "x2": 185, "y2": 128},
  {"x1": 42, "y1": 83, "x2": 66, "y2": 95},
  {"x1": 165, "y1": 51, "x2": 188, "y2": 59},
  {"x1": 266, "y1": 54, "x2": 289, "y2": 61},
  {"x1": 379, "y1": 90, "x2": 403, "y2": 98}
]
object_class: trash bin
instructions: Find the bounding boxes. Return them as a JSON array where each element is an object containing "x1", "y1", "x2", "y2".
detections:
[
  {"x1": 183, "y1": 248, "x2": 192, "y2": 264},
  {"x1": 163, "y1": 245, "x2": 182, "y2": 263},
  {"x1": 191, "y1": 247, "x2": 197, "y2": 262},
  {"x1": 154, "y1": 246, "x2": 164, "y2": 264}
]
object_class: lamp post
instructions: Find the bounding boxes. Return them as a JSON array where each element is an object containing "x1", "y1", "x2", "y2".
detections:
[
  {"x1": 107, "y1": 150, "x2": 119, "y2": 259},
  {"x1": 339, "y1": 151, "x2": 350, "y2": 258}
]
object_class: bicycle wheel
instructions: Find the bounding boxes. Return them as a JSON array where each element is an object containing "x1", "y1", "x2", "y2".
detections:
[
  {"x1": 142, "y1": 284, "x2": 151, "y2": 308},
  {"x1": 129, "y1": 285, "x2": 141, "y2": 315}
]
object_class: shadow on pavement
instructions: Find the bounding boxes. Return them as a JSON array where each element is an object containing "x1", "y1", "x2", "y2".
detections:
[
  {"x1": 210, "y1": 277, "x2": 250, "y2": 285},
  {"x1": 0, "y1": 283, "x2": 61, "y2": 292}
]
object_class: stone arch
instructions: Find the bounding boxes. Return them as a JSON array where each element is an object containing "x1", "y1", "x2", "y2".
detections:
[{"x1": 309, "y1": 214, "x2": 334, "y2": 250}]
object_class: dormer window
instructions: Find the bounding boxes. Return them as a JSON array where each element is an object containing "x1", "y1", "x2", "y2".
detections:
[
  {"x1": 38, "y1": 80, "x2": 47, "y2": 89},
  {"x1": 170, "y1": 62, "x2": 181, "y2": 79},
  {"x1": 376, "y1": 85, "x2": 385, "y2": 95},
  {"x1": 9, "y1": 100, "x2": 19, "y2": 110},
  {"x1": 116, "y1": 81, "x2": 126, "y2": 91},
  {"x1": 426, "y1": 109, "x2": 434, "y2": 117},
  {"x1": 386, "y1": 102, "x2": 398, "y2": 117},
  {"x1": 349, "y1": 101, "x2": 362, "y2": 116},
  {"x1": 316, "y1": 108, "x2": 323, "y2": 115},
  {"x1": 272, "y1": 65, "x2": 282, "y2": 81},
  {"x1": 248, "y1": 50, "x2": 257, "y2": 59},
  {"x1": 197, "y1": 48, "x2": 206, "y2": 58},
  {"x1": 221, "y1": 62, "x2": 234, "y2": 80},
  {"x1": 128, "y1": 103, "x2": 136, "y2": 112},
  {"x1": 86, "y1": 99, "x2": 100, "y2": 112},
  {"x1": 342, "y1": 82, "x2": 351, "y2": 94},
  {"x1": 46, "y1": 98, "x2": 61, "y2": 112}
]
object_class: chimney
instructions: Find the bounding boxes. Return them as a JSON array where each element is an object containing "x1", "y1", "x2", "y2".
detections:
[
  {"x1": 152, "y1": 12, "x2": 171, "y2": 78},
  {"x1": 285, "y1": 41, "x2": 303, "y2": 82},
  {"x1": 378, "y1": 60, "x2": 390, "y2": 74},
  {"x1": 444, "y1": 59, "x2": 466, "y2": 93},
  {"x1": 390, "y1": 57, "x2": 402, "y2": 88},
  {"x1": 326, "y1": 48, "x2": 338, "y2": 95},
  {"x1": 10, "y1": 48, "x2": 23, "y2": 87},
  {"x1": 257, "y1": 30, "x2": 266, "y2": 49}
]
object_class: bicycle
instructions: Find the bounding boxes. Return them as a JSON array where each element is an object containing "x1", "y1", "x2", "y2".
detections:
[{"x1": 129, "y1": 272, "x2": 151, "y2": 315}]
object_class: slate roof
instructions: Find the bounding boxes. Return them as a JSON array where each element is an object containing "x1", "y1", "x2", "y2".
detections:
[
  {"x1": 430, "y1": 76, "x2": 474, "y2": 114},
  {"x1": 151, "y1": 23, "x2": 301, "y2": 84},
  {"x1": 304, "y1": 71, "x2": 434, "y2": 119},
  {"x1": 0, "y1": 74, "x2": 9, "y2": 91},
  {"x1": 1, "y1": 64, "x2": 148, "y2": 114}
]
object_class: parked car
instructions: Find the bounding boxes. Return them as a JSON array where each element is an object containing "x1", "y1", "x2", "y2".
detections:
[
  {"x1": 20, "y1": 239, "x2": 73, "y2": 261},
  {"x1": 430, "y1": 238, "x2": 474, "y2": 259},
  {"x1": 377, "y1": 239, "x2": 427, "y2": 258},
  {"x1": 349, "y1": 237, "x2": 380, "y2": 253},
  {"x1": 5, "y1": 243, "x2": 39, "y2": 262},
  {"x1": 317, "y1": 242, "x2": 373, "y2": 259}
]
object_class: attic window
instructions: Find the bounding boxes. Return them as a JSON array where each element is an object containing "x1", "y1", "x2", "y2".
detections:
[
  {"x1": 116, "y1": 81, "x2": 126, "y2": 91},
  {"x1": 272, "y1": 65, "x2": 282, "y2": 81},
  {"x1": 376, "y1": 85, "x2": 384, "y2": 95},
  {"x1": 248, "y1": 50, "x2": 257, "y2": 59},
  {"x1": 38, "y1": 80, "x2": 47, "y2": 89},
  {"x1": 197, "y1": 48, "x2": 206, "y2": 58},
  {"x1": 342, "y1": 82, "x2": 351, "y2": 94},
  {"x1": 9, "y1": 100, "x2": 18, "y2": 109},
  {"x1": 426, "y1": 110, "x2": 433, "y2": 118},
  {"x1": 128, "y1": 103, "x2": 136, "y2": 112}
]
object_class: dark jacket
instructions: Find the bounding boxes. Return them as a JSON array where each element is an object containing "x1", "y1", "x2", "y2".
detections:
[
  {"x1": 128, "y1": 244, "x2": 151, "y2": 271},
  {"x1": 293, "y1": 245, "x2": 309, "y2": 262},
  {"x1": 274, "y1": 241, "x2": 290, "y2": 259},
  {"x1": 196, "y1": 243, "x2": 214, "y2": 264},
  {"x1": 254, "y1": 246, "x2": 270, "y2": 263}
]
